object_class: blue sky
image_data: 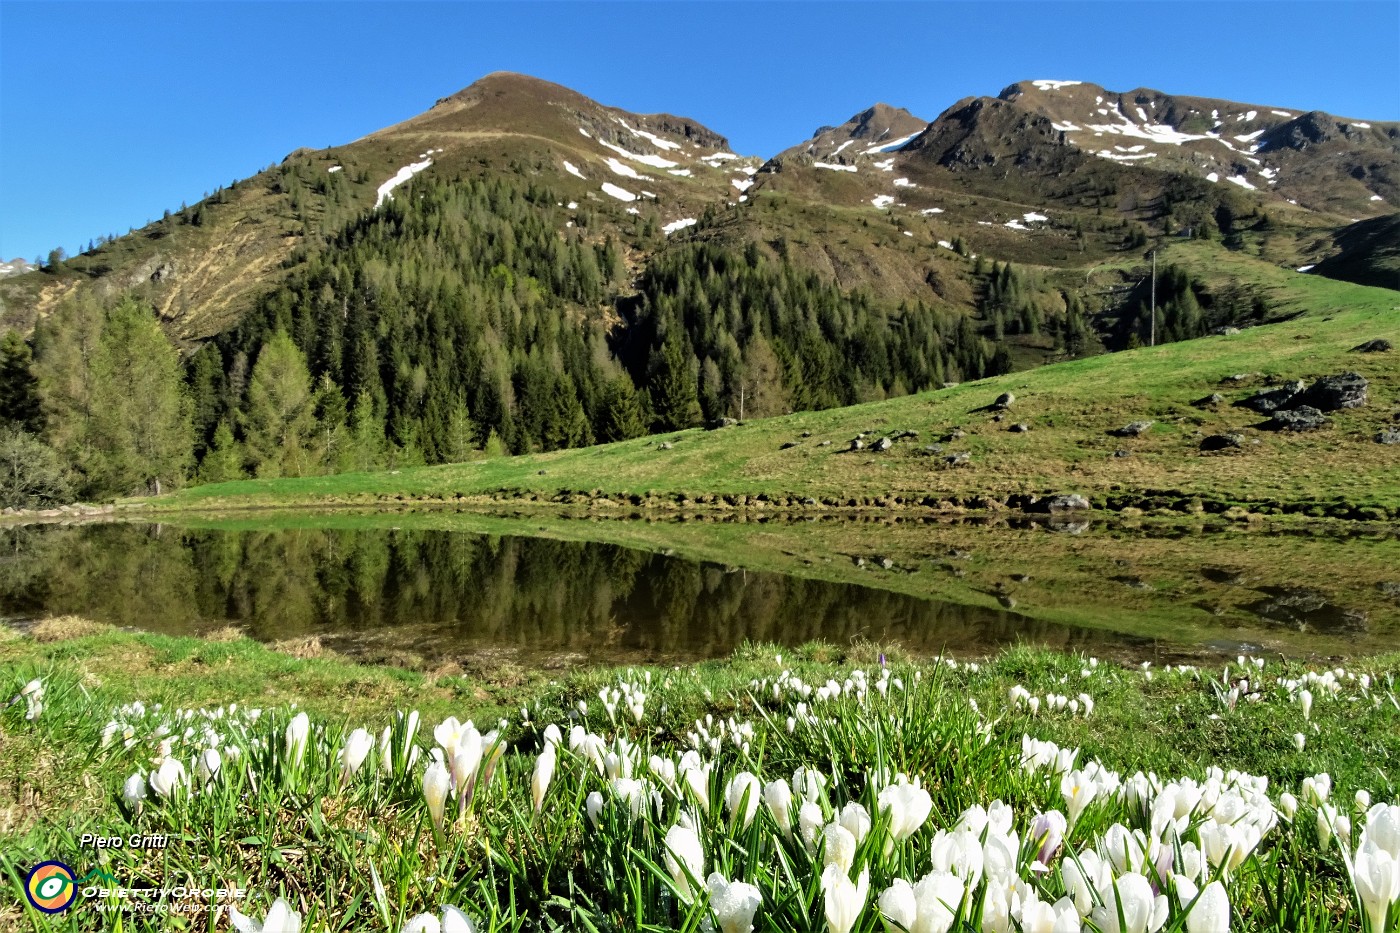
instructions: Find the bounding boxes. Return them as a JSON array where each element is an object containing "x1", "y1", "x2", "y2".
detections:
[{"x1": 3, "y1": 1, "x2": 1397, "y2": 261}]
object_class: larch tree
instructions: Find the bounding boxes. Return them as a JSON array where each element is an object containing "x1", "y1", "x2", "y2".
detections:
[
  {"x1": 241, "y1": 331, "x2": 316, "y2": 478},
  {"x1": 86, "y1": 298, "x2": 193, "y2": 496}
]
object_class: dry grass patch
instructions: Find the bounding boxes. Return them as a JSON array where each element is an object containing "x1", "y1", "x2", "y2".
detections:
[
  {"x1": 272, "y1": 634, "x2": 330, "y2": 659},
  {"x1": 28, "y1": 615, "x2": 112, "y2": 642}
]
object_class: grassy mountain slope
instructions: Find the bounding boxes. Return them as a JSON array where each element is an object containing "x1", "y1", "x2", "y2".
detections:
[{"x1": 146, "y1": 254, "x2": 1399, "y2": 516}]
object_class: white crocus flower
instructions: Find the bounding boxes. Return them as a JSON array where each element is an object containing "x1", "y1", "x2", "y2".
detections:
[
  {"x1": 929, "y1": 828, "x2": 984, "y2": 888},
  {"x1": 763, "y1": 779, "x2": 794, "y2": 838},
  {"x1": 1089, "y1": 872, "x2": 1167, "y2": 933},
  {"x1": 532, "y1": 744, "x2": 556, "y2": 813},
  {"x1": 1351, "y1": 838, "x2": 1400, "y2": 933},
  {"x1": 423, "y1": 761, "x2": 451, "y2": 831},
  {"x1": 800, "y1": 801, "x2": 826, "y2": 854},
  {"x1": 229, "y1": 896, "x2": 302, "y2": 933},
  {"x1": 196, "y1": 747, "x2": 222, "y2": 783},
  {"x1": 822, "y1": 864, "x2": 869, "y2": 933},
  {"x1": 401, "y1": 906, "x2": 476, "y2": 933},
  {"x1": 878, "y1": 879, "x2": 917, "y2": 932},
  {"x1": 663, "y1": 825, "x2": 705, "y2": 903},
  {"x1": 879, "y1": 782, "x2": 933, "y2": 841},
  {"x1": 1182, "y1": 879, "x2": 1230, "y2": 933},
  {"x1": 839, "y1": 801, "x2": 872, "y2": 846},
  {"x1": 122, "y1": 772, "x2": 146, "y2": 813},
  {"x1": 725, "y1": 772, "x2": 762, "y2": 829},
  {"x1": 911, "y1": 870, "x2": 965, "y2": 933},
  {"x1": 706, "y1": 872, "x2": 762, "y2": 933},
  {"x1": 1062, "y1": 770, "x2": 1099, "y2": 828},
  {"x1": 824, "y1": 822, "x2": 858, "y2": 873},
  {"x1": 1365, "y1": 803, "x2": 1400, "y2": 859},
  {"x1": 340, "y1": 728, "x2": 374, "y2": 783},
  {"x1": 284, "y1": 713, "x2": 310, "y2": 767},
  {"x1": 149, "y1": 758, "x2": 187, "y2": 798},
  {"x1": 1062, "y1": 850, "x2": 1111, "y2": 916},
  {"x1": 585, "y1": 791, "x2": 604, "y2": 828}
]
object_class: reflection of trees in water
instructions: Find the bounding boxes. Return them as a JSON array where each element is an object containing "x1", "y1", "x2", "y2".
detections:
[
  {"x1": 0, "y1": 524, "x2": 203, "y2": 632},
  {"x1": 0, "y1": 524, "x2": 1130, "y2": 656}
]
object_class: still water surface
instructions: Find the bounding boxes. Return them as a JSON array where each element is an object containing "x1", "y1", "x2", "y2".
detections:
[{"x1": 0, "y1": 521, "x2": 1172, "y2": 662}]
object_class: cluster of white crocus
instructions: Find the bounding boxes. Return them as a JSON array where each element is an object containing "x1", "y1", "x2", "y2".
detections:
[
  {"x1": 422, "y1": 716, "x2": 508, "y2": 829},
  {"x1": 99, "y1": 701, "x2": 267, "y2": 805},
  {"x1": 688, "y1": 713, "x2": 756, "y2": 755},
  {"x1": 1008, "y1": 685, "x2": 1095, "y2": 717},
  {"x1": 89, "y1": 654, "x2": 1396, "y2": 932}
]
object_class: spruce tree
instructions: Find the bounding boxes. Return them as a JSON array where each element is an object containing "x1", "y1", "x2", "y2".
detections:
[
  {"x1": 0, "y1": 331, "x2": 43, "y2": 432},
  {"x1": 649, "y1": 335, "x2": 702, "y2": 431}
]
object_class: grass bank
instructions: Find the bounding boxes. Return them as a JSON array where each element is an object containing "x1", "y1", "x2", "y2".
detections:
[
  {"x1": 2, "y1": 622, "x2": 1398, "y2": 930},
  {"x1": 138, "y1": 281, "x2": 1398, "y2": 520}
]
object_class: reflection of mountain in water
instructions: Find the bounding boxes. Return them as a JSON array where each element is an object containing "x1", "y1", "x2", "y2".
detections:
[{"x1": 0, "y1": 524, "x2": 1142, "y2": 661}]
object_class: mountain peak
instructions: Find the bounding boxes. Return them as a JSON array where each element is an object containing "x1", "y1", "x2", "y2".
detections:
[{"x1": 784, "y1": 102, "x2": 928, "y2": 162}]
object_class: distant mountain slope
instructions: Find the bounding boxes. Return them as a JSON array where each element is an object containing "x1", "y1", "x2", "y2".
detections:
[
  {"x1": 4, "y1": 72, "x2": 1396, "y2": 348},
  {"x1": 1312, "y1": 214, "x2": 1400, "y2": 289},
  {"x1": 998, "y1": 79, "x2": 1398, "y2": 219}
]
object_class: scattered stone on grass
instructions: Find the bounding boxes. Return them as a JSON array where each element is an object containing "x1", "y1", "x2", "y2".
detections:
[
  {"x1": 1112, "y1": 420, "x2": 1154, "y2": 437},
  {"x1": 1201, "y1": 433, "x2": 1246, "y2": 451},
  {"x1": 1268, "y1": 406, "x2": 1329, "y2": 432},
  {"x1": 1242, "y1": 380, "x2": 1306, "y2": 413},
  {"x1": 1300, "y1": 372, "x2": 1368, "y2": 411},
  {"x1": 1351, "y1": 339, "x2": 1392, "y2": 353}
]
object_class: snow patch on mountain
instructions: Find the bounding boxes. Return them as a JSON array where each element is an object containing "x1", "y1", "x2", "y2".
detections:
[
  {"x1": 1096, "y1": 150, "x2": 1158, "y2": 162},
  {"x1": 601, "y1": 182, "x2": 637, "y2": 201},
  {"x1": 1031, "y1": 79, "x2": 1082, "y2": 91},
  {"x1": 871, "y1": 195, "x2": 895, "y2": 209},
  {"x1": 376, "y1": 159, "x2": 432, "y2": 208},
  {"x1": 327, "y1": 165, "x2": 342, "y2": 173},
  {"x1": 663, "y1": 218, "x2": 697, "y2": 235},
  {"x1": 1226, "y1": 174, "x2": 1256, "y2": 190},
  {"x1": 598, "y1": 139, "x2": 677, "y2": 169},
  {"x1": 668, "y1": 169, "x2": 692, "y2": 177},
  {"x1": 605, "y1": 157, "x2": 646, "y2": 180},
  {"x1": 893, "y1": 178, "x2": 915, "y2": 188},
  {"x1": 921, "y1": 207, "x2": 944, "y2": 215},
  {"x1": 731, "y1": 177, "x2": 754, "y2": 192},
  {"x1": 861, "y1": 133, "x2": 919, "y2": 155},
  {"x1": 564, "y1": 161, "x2": 586, "y2": 179},
  {"x1": 628, "y1": 126, "x2": 682, "y2": 151},
  {"x1": 814, "y1": 162, "x2": 857, "y2": 172}
]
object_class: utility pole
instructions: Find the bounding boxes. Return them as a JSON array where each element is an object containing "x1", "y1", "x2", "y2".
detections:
[{"x1": 1149, "y1": 249, "x2": 1157, "y2": 348}]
